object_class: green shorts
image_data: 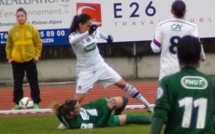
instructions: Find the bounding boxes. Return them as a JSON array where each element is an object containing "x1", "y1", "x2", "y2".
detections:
[
  {"x1": 106, "y1": 115, "x2": 121, "y2": 127},
  {"x1": 89, "y1": 98, "x2": 121, "y2": 127}
]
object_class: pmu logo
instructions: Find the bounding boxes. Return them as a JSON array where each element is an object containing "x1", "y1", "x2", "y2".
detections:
[{"x1": 76, "y1": 3, "x2": 102, "y2": 26}]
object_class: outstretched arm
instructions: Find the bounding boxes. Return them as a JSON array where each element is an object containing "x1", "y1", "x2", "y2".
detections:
[
  {"x1": 99, "y1": 31, "x2": 108, "y2": 40},
  {"x1": 68, "y1": 32, "x2": 89, "y2": 45},
  {"x1": 99, "y1": 31, "x2": 113, "y2": 44},
  {"x1": 69, "y1": 24, "x2": 98, "y2": 45}
]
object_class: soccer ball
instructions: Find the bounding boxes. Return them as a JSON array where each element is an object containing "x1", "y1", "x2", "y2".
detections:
[{"x1": 19, "y1": 97, "x2": 34, "y2": 109}]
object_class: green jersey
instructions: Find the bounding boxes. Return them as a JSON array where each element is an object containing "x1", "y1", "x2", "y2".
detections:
[
  {"x1": 57, "y1": 98, "x2": 112, "y2": 129},
  {"x1": 154, "y1": 67, "x2": 215, "y2": 134}
]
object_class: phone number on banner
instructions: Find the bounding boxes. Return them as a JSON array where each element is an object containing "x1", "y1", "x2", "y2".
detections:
[
  {"x1": 0, "y1": 29, "x2": 69, "y2": 46},
  {"x1": 39, "y1": 29, "x2": 69, "y2": 45}
]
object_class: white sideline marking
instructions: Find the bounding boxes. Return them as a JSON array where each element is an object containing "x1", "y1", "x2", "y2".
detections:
[
  {"x1": 0, "y1": 109, "x2": 53, "y2": 114},
  {"x1": 0, "y1": 104, "x2": 155, "y2": 115}
]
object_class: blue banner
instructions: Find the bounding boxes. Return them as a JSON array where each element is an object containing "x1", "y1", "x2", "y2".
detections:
[{"x1": 0, "y1": 29, "x2": 70, "y2": 46}]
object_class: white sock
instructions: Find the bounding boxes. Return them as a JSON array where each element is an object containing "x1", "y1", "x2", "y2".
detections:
[{"x1": 124, "y1": 84, "x2": 151, "y2": 109}]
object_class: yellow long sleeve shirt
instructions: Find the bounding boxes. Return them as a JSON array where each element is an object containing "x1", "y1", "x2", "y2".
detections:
[{"x1": 5, "y1": 22, "x2": 42, "y2": 63}]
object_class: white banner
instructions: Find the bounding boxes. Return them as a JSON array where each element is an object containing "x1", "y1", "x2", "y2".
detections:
[{"x1": 0, "y1": 0, "x2": 215, "y2": 45}]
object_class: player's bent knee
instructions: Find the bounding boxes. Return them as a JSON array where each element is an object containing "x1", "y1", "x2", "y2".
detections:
[{"x1": 122, "y1": 96, "x2": 128, "y2": 105}]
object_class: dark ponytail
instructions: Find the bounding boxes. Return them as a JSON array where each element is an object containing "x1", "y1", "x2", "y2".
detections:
[
  {"x1": 67, "y1": 14, "x2": 92, "y2": 39},
  {"x1": 67, "y1": 15, "x2": 79, "y2": 39},
  {"x1": 171, "y1": 0, "x2": 186, "y2": 18}
]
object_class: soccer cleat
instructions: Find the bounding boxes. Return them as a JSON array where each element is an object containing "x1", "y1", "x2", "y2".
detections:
[
  {"x1": 57, "y1": 123, "x2": 68, "y2": 130},
  {"x1": 12, "y1": 104, "x2": 21, "y2": 110},
  {"x1": 33, "y1": 104, "x2": 40, "y2": 109}
]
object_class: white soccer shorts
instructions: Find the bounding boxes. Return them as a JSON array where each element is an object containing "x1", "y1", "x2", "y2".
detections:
[{"x1": 76, "y1": 63, "x2": 122, "y2": 94}]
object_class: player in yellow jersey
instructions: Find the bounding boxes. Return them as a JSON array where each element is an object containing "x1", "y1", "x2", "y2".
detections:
[{"x1": 6, "y1": 7, "x2": 42, "y2": 110}]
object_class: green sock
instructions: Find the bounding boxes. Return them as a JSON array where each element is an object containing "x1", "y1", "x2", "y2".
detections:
[
  {"x1": 114, "y1": 96, "x2": 128, "y2": 115},
  {"x1": 126, "y1": 115, "x2": 152, "y2": 124}
]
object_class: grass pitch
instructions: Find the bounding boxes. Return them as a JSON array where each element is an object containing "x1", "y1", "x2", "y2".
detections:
[{"x1": 0, "y1": 111, "x2": 152, "y2": 134}]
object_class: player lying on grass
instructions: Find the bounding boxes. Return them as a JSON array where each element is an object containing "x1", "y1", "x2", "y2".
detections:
[{"x1": 52, "y1": 96, "x2": 152, "y2": 129}]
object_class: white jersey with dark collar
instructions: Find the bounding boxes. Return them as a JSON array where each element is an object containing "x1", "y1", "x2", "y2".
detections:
[{"x1": 69, "y1": 30, "x2": 106, "y2": 72}]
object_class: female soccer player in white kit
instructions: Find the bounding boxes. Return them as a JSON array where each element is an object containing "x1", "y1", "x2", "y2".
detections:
[
  {"x1": 67, "y1": 14, "x2": 153, "y2": 112},
  {"x1": 150, "y1": 0, "x2": 206, "y2": 80}
]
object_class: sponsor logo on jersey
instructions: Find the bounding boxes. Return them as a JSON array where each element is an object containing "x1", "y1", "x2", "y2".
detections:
[
  {"x1": 84, "y1": 43, "x2": 96, "y2": 52},
  {"x1": 171, "y1": 24, "x2": 182, "y2": 31},
  {"x1": 157, "y1": 87, "x2": 164, "y2": 99},
  {"x1": 80, "y1": 108, "x2": 89, "y2": 120},
  {"x1": 181, "y1": 76, "x2": 208, "y2": 89},
  {"x1": 76, "y1": 3, "x2": 102, "y2": 26}
]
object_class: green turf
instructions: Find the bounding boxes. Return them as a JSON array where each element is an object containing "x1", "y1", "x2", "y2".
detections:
[{"x1": 0, "y1": 111, "x2": 153, "y2": 134}]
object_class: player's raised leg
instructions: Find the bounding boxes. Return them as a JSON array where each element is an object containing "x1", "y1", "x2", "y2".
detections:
[
  {"x1": 73, "y1": 93, "x2": 85, "y2": 103},
  {"x1": 115, "y1": 79, "x2": 153, "y2": 112},
  {"x1": 73, "y1": 70, "x2": 97, "y2": 103}
]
